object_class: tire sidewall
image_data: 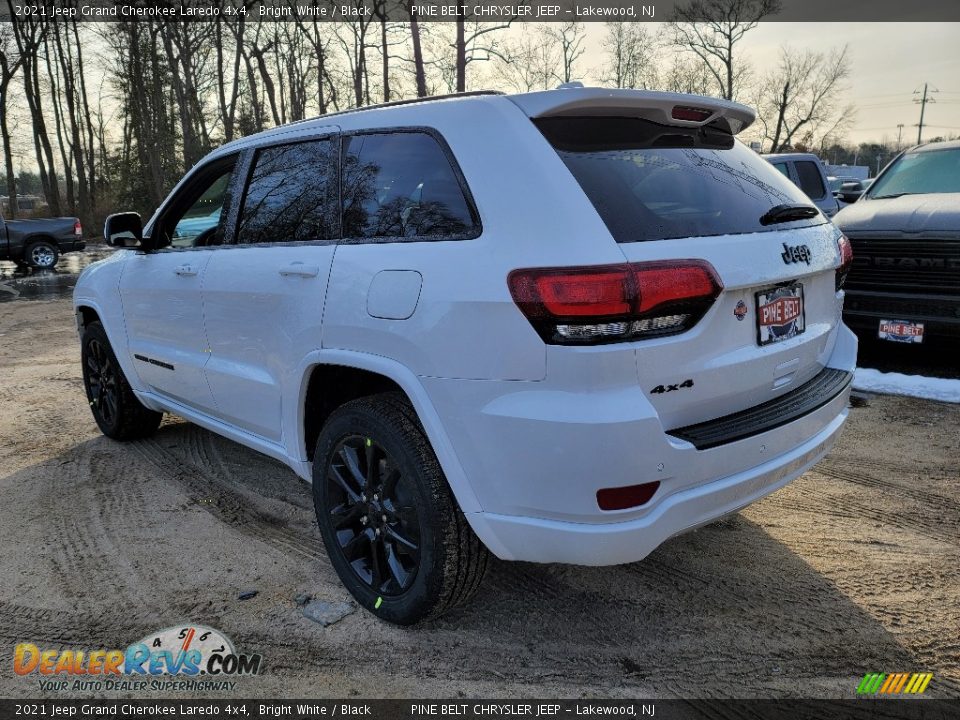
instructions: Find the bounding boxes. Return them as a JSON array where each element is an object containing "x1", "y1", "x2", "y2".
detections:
[{"x1": 312, "y1": 404, "x2": 443, "y2": 625}]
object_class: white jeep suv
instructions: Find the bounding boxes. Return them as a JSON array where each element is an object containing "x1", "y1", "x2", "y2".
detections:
[{"x1": 75, "y1": 88, "x2": 857, "y2": 624}]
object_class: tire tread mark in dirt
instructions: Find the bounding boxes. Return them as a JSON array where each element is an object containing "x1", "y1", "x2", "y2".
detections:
[
  {"x1": 772, "y1": 481, "x2": 959, "y2": 547},
  {"x1": 817, "y1": 457, "x2": 960, "y2": 514},
  {"x1": 129, "y1": 435, "x2": 324, "y2": 564}
]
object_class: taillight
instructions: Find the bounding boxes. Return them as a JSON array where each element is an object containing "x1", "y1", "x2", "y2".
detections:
[
  {"x1": 508, "y1": 260, "x2": 722, "y2": 345},
  {"x1": 74, "y1": 220, "x2": 82, "y2": 237},
  {"x1": 836, "y1": 233, "x2": 853, "y2": 290}
]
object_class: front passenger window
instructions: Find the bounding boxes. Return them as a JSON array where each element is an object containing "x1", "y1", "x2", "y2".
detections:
[{"x1": 157, "y1": 159, "x2": 237, "y2": 249}]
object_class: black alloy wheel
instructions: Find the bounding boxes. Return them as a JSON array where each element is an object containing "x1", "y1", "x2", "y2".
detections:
[
  {"x1": 86, "y1": 338, "x2": 120, "y2": 427},
  {"x1": 312, "y1": 393, "x2": 489, "y2": 624},
  {"x1": 325, "y1": 435, "x2": 421, "y2": 595}
]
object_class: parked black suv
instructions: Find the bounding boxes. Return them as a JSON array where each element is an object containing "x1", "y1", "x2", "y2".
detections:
[{"x1": 834, "y1": 140, "x2": 960, "y2": 345}]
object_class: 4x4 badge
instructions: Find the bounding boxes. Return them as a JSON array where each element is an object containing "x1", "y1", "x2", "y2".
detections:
[{"x1": 782, "y1": 243, "x2": 812, "y2": 265}]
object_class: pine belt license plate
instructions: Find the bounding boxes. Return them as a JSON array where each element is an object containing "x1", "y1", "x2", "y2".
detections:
[
  {"x1": 756, "y1": 283, "x2": 806, "y2": 346},
  {"x1": 879, "y1": 319, "x2": 924, "y2": 343}
]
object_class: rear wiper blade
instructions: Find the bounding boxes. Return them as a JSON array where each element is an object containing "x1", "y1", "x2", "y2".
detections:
[{"x1": 759, "y1": 203, "x2": 820, "y2": 226}]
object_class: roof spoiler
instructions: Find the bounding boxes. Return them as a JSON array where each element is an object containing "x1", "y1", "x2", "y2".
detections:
[{"x1": 509, "y1": 87, "x2": 756, "y2": 135}]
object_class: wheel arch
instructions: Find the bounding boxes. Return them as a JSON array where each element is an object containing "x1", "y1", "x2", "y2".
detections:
[{"x1": 294, "y1": 350, "x2": 482, "y2": 514}]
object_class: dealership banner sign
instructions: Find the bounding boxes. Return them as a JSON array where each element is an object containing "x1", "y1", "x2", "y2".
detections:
[{"x1": 3, "y1": 0, "x2": 960, "y2": 22}]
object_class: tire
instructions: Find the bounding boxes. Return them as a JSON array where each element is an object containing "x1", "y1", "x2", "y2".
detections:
[
  {"x1": 81, "y1": 321, "x2": 163, "y2": 441},
  {"x1": 312, "y1": 392, "x2": 488, "y2": 625},
  {"x1": 25, "y1": 240, "x2": 59, "y2": 269}
]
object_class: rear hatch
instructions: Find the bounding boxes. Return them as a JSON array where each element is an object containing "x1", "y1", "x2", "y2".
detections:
[{"x1": 510, "y1": 89, "x2": 846, "y2": 430}]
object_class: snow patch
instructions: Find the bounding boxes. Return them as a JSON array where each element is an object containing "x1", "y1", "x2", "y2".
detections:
[{"x1": 853, "y1": 368, "x2": 960, "y2": 404}]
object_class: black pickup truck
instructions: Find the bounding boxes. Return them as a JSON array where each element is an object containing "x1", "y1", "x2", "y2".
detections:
[
  {"x1": 0, "y1": 215, "x2": 86, "y2": 269},
  {"x1": 834, "y1": 140, "x2": 960, "y2": 345}
]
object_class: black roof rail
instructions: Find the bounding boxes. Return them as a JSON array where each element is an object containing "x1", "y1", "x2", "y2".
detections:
[{"x1": 288, "y1": 90, "x2": 505, "y2": 126}]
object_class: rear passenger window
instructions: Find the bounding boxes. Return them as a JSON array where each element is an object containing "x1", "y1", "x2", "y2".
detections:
[
  {"x1": 341, "y1": 132, "x2": 478, "y2": 240},
  {"x1": 795, "y1": 161, "x2": 826, "y2": 199},
  {"x1": 237, "y1": 139, "x2": 338, "y2": 244}
]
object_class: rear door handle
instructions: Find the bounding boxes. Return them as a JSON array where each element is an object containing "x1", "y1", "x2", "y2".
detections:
[
  {"x1": 279, "y1": 263, "x2": 320, "y2": 278},
  {"x1": 174, "y1": 264, "x2": 198, "y2": 277}
]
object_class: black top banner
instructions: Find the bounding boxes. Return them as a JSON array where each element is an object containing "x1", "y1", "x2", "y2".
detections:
[{"x1": 2, "y1": 0, "x2": 960, "y2": 22}]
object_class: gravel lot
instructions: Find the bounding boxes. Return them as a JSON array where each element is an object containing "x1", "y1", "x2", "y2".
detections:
[{"x1": 0, "y1": 257, "x2": 957, "y2": 699}]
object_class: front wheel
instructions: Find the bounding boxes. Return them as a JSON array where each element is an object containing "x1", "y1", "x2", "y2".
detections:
[
  {"x1": 25, "y1": 240, "x2": 59, "y2": 269},
  {"x1": 312, "y1": 392, "x2": 488, "y2": 624},
  {"x1": 81, "y1": 321, "x2": 163, "y2": 440}
]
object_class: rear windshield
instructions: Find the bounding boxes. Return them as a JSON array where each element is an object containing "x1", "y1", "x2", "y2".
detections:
[
  {"x1": 867, "y1": 147, "x2": 960, "y2": 198},
  {"x1": 535, "y1": 117, "x2": 825, "y2": 243}
]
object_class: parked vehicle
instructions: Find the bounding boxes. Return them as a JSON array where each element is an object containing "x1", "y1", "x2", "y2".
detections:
[
  {"x1": 764, "y1": 153, "x2": 841, "y2": 217},
  {"x1": 828, "y1": 176, "x2": 869, "y2": 204},
  {"x1": 74, "y1": 88, "x2": 857, "y2": 624},
  {"x1": 834, "y1": 140, "x2": 960, "y2": 344},
  {"x1": 0, "y1": 214, "x2": 85, "y2": 269}
]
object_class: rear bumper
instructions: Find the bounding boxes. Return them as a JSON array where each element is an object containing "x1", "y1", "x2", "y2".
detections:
[
  {"x1": 425, "y1": 324, "x2": 857, "y2": 566},
  {"x1": 468, "y1": 404, "x2": 847, "y2": 565},
  {"x1": 844, "y1": 290, "x2": 960, "y2": 340},
  {"x1": 58, "y1": 239, "x2": 86, "y2": 253}
]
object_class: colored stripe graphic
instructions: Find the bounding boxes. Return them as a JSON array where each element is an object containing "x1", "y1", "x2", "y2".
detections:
[{"x1": 857, "y1": 672, "x2": 932, "y2": 694}]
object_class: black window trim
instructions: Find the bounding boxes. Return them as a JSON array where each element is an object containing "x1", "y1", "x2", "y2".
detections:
[
  {"x1": 145, "y1": 152, "x2": 243, "y2": 254},
  {"x1": 229, "y1": 129, "x2": 342, "y2": 249},
  {"x1": 337, "y1": 125, "x2": 483, "y2": 245}
]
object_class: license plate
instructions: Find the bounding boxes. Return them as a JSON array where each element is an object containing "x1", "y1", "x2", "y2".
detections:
[
  {"x1": 756, "y1": 283, "x2": 805, "y2": 346},
  {"x1": 879, "y1": 319, "x2": 924, "y2": 343}
]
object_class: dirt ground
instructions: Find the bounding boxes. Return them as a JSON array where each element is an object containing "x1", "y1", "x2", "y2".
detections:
[{"x1": 0, "y1": 293, "x2": 958, "y2": 700}]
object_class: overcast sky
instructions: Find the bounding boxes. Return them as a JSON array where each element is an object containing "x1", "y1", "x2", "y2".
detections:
[{"x1": 571, "y1": 22, "x2": 960, "y2": 146}]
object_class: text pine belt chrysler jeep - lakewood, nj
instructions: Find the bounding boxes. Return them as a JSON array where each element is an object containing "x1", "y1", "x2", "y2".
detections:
[{"x1": 74, "y1": 88, "x2": 857, "y2": 624}]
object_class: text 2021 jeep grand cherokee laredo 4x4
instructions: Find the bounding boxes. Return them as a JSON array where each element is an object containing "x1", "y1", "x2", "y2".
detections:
[{"x1": 74, "y1": 88, "x2": 857, "y2": 624}]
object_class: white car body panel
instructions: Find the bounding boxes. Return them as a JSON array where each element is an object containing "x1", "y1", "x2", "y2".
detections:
[{"x1": 75, "y1": 88, "x2": 856, "y2": 566}]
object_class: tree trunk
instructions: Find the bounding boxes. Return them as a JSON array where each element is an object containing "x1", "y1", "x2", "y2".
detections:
[
  {"x1": 455, "y1": 19, "x2": 466, "y2": 92},
  {"x1": 410, "y1": 13, "x2": 426, "y2": 97}
]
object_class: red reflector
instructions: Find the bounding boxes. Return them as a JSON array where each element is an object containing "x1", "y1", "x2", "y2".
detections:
[
  {"x1": 597, "y1": 481, "x2": 660, "y2": 511},
  {"x1": 671, "y1": 106, "x2": 713, "y2": 122}
]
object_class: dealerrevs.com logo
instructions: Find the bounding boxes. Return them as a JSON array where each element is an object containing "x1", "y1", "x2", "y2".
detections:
[{"x1": 14, "y1": 625, "x2": 262, "y2": 693}]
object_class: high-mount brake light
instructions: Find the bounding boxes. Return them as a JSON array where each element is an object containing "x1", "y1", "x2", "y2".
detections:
[
  {"x1": 836, "y1": 233, "x2": 853, "y2": 290},
  {"x1": 671, "y1": 106, "x2": 713, "y2": 122},
  {"x1": 508, "y1": 260, "x2": 723, "y2": 345}
]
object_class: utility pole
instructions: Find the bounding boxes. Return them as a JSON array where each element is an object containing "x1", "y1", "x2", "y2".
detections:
[
  {"x1": 896, "y1": 123, "x2": 905, "y2": 150},
  {"x1": 913, "y1": 83, "x2": 938, "y2": 144}
]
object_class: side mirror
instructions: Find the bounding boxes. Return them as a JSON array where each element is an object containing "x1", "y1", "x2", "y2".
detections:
[{"x1": 104, "y1": 212, "x2": 143, "y2": 248}]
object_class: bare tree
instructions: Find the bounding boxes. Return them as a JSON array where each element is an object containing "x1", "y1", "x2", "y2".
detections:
[
  {"x1": 452, "y1": 19, "x2": 513, "y2": 92},
  {"x1": 496, "y1": 30, "x2": 557, "y2": 93},
  {"x1": 659, "y1": 54, "x2": 718, "y2": 96},
  {"x1": 0, "y1": 23, "x2": 24, "y2": 217},
  {"x1": 753, "y1": 45, "x2": 853, "y2": 152},
  {"x1": 670, "y1": 0, "x2": 781, "y2": 100},
  {"x1": 600, "y1": 22, "x2": 658, "y2": 89},
  {"x1": 8, "y1": 9, "x2": 62, "y2": 215},
  {"x1": 545, "y1": 22, "x2": 586, "y2": 85}
]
